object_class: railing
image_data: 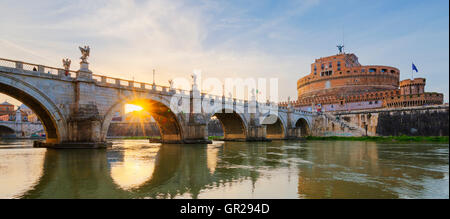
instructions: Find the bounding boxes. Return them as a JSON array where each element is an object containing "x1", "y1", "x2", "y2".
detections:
[
  {"x1": 0, "y1": 57, "x2": 78, "y2": 78},
  {"x1": 0, "y1": 57, "x2": 311, "y2": 114}
]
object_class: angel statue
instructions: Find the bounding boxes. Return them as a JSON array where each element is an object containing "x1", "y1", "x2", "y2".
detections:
[
  {"x1": 79, "y1": 46, "x2": 90, "y2": 62},
  {"x1": 191, "y1": 73, "x2": 197, "y2": 86},
  {"x1": 337, "y1": 44, "x2": 344, "y2": 54},
  {"x1": 62, "y1": 58, "x2": 71, "y2": 76},
  {"x1": 251, "y1": 88, "x2": 256, "y2": 98},
  {"x1": 62, "y1": 58, "x2": 71, "y2": 70},
  {"x1": 168, "y1": 79, "x2": 174, "y2": 90}
]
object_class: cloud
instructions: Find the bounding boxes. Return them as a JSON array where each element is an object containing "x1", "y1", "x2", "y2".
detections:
[{"x1": 0, "y1": 0, "x2": 448, "y2": 103}]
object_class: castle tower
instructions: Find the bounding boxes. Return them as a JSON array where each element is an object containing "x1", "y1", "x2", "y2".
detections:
[{"x1": 400, "y1": 78, "x2": 426, "y2": 95}]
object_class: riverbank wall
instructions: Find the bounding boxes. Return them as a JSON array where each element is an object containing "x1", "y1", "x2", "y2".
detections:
[{"x1": 312, "y1": 104, "x2": 449, "y2": 137}]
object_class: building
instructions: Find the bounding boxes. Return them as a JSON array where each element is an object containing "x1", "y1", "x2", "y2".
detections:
[
  {"x1": 0, "y1": 101, "x2": 42, "y2": 122},
  {"x1": 281, "y1": 49, "x2": 444, "y2": 111},
  {"x1": 0, "y1": 101, "x2": 14, "y2": 117},
  {"x1": 19, "y1": 104, "x2": 40, "y2": 122}
]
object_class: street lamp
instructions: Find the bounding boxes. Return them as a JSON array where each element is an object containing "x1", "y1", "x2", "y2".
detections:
[{"x1": 152, "y1": 69, "x2": 155, "y2": 85}]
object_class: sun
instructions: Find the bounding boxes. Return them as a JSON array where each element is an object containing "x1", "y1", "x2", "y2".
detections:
[{"x1": 125, "y1": 104, "x2": 144, "y2": 114}]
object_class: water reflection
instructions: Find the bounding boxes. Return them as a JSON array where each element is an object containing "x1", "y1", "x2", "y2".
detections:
[
  {"x1": 109, "y1": 140, "x2": 160, "y2": 190},
  {"x1": 296, "y1": 141, "x2": 448, "y2": 198},
  {"x1": 0, "y1": 147, "x2": 46, "y2": 198},
  {"x1": 0, "y1": 139, "x2": 447, "y2": 199}
]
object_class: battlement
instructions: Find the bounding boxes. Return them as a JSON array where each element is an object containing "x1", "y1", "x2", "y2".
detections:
[{"x1": 400, "y1": 78, "x2": 426, "y2": 87}]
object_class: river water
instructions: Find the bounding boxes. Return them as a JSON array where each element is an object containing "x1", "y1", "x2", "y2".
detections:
[{"x1": 0, "y1": 139, "x2": 448, "y2": 199}]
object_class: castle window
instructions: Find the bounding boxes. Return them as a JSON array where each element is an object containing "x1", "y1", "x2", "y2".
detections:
[
  {"x1": 375, "y1": 101, "x2": 378, "y2": 104},
  {"x1": 381, "y1": 69, "x2": 387, "y2": 73},
  {"x1": 321, "y1": 72, "x2": 324, "y2": 77},
  {"x1": 369, "y1": 101, "x2": 372, "y2": 104},
  {"x1": 329, "y1": 62, "x2": 332, "y2": 68},
  {"x1": 390, "y1": 70, "x2": 396, "y2": 74},
  {"x1": 321, "y1": 64, "x2": 324, "y2": 70},
  {"x1": 337, "y1": 61, "x2": 341, "y2": 66},
  {"x1": 337, "y1": 67, "x2": 341, "y2": 71},
  {"x1": 361, "y1": 69, "x2": 366, "y2": 73},
  {"x1": 369, "y1": 68, "x2": 376, "y2": 73}
]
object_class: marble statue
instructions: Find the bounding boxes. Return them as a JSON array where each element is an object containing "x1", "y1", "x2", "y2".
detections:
[
  {"x1": 79, "y1": 46, "x2": 90, "y2": 62},
  {"x1": 62, "y1": 58, "x2": 71, "y2": 70}
]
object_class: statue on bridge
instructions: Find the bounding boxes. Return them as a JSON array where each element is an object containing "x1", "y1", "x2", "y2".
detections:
[
  {"x1": 79, "y1": 46, "x2": 90, "y2": 63},
  {"x1": 62, "y1": 58, "x2": 71, "y2": 76},
  {"x1": 191, "y1": 73, "x2": 198, "y2": 86},
  {"x1": 168, "y1": 79, "x2": 174, "y2": 90}
]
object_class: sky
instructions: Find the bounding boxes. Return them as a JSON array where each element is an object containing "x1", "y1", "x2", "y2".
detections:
[{"x1": 0, "y1": 0, "x2": 449, "y2": 107}]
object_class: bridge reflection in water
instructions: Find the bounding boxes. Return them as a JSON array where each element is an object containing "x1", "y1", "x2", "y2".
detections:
[{"x1": 0, "y1": 139, "x2": 447, "y2": 199}]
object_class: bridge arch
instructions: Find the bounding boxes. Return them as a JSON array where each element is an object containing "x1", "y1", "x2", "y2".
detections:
[
  {"x1": 294, "y1": 117, "x2": 311, "y2": 137},
  {"x1": 0, "y1": 124, "x2": 15, "y2": 137},
  {"x1": 262, "y1": 114, "x2": 287, "y2": 139},
  {"x1": 0, "y1": 74, "x2": 66, "y2": 143},
  {"x1": 208, "y1": 106, "x2": 248, "y2": 140},
  {"x1": 101, "y1": 95, "x2": 185, "y2": 143}
]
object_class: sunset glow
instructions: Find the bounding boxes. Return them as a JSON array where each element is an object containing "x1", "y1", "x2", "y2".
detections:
[{"x1": 125, "y1": 104, "x2": 144, "y2": 114}]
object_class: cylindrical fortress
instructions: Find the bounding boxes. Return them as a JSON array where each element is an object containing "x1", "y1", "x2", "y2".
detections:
[
  {"x1": 281, "y1": 52, "x2": 444, "y2": 111},
  {"x1": 297, "y1": 53, "x2": 400, "y2": 99}
]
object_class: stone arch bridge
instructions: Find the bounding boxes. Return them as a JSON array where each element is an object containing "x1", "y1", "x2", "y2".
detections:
[
  {"x1": 0, "y1": 56, "x2": 313, "y2": 148},
  {"x1": 0, "y1": 121, "x2": 44, "y2": 137}
]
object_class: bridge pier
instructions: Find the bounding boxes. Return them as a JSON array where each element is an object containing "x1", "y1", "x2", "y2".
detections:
[
  {"x1": 285, "y1": 127, "x2": 303, "y2": 139},
  {"x1": 183, "y1": 123, "x2": 212, "y2": 144},
  {"x1": 34, "y1": 103, "x2": 111, "y2": 148},
  {"x1": 247, "y1": 125, "x2": 270, "y2": 141}
]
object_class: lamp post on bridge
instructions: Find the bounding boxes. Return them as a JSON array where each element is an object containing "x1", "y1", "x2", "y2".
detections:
[{"x1": 152, "y1": 69, "x2": 156, "y2": 90}]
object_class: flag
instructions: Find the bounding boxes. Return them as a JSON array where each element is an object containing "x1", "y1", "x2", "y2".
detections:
[{"x1": 412, "y1": 63, "x2": 418, "y2": 72}]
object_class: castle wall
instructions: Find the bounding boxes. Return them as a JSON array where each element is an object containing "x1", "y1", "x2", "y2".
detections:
[
  {"x1": 298, "y1": 70, "x2": 399, "y2": 99},
  {"x1": 313, "y1": 105, "x2": 449, "y2": 137}
]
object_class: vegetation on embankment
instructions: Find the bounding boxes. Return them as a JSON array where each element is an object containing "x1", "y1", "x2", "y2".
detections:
[
  {"x1": 208, "y1": 136, "x2": 224, "y2": 140},
  {"x1": 305, "y1": 136, "x2": 449, "y2": 143}
]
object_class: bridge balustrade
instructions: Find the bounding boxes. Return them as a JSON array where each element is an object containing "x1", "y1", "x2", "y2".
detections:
[{"x1": 1, "y1": 57, "x2": 298, "y2": 114}]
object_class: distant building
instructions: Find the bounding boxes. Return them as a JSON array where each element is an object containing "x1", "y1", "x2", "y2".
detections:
[
  {"x1": 0, "y1": 101, "x2": 14, "y2": 117},
  {"x1": 280, "y1": 51, "x2": 444, "y2": 111},
  {"x1": 0, "y1": 102, "x2": 41, "y2": 122},
  {"x1": 19, "y1": 104, "x2": 40, "y2": 122}
]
